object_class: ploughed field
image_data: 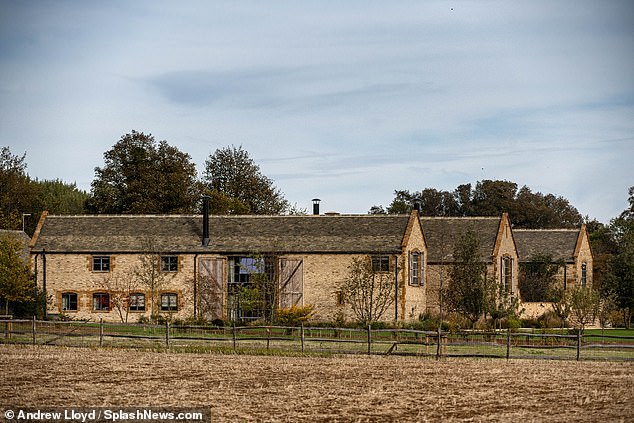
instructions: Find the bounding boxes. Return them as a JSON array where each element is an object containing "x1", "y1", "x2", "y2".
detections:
[{"x1": 1, "y1": 345, "x2": 632, "y2": 422}]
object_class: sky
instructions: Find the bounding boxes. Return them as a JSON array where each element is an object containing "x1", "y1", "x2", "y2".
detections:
[{"x1": 1, "y1": 1, "x2": 633, "y2": 223}]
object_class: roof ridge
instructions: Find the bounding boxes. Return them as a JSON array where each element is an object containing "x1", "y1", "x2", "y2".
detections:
[
  {"x1": 514, "y1": 228, "x2": 580, "y2": 232},
  {"x1": 421, "y1": 216, "x2": 500, "y2": 220}
]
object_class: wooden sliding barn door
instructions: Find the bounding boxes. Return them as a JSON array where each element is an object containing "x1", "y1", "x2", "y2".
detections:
[
  {"x1": 279, "y1": 258, "x2": 304, "y2": 309},
  {"x1": 198, "y1": 257, "x2": 225, "y2": 321}
]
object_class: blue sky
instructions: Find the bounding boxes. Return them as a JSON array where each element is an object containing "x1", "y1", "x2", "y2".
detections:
[{"x1": 1, "y1": 0, "x2": 632, "y2": 222}]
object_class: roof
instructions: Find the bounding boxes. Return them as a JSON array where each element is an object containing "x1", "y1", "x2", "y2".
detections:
[
  {"x1": 0, "y1": 230, "x2": 31, "y2": 262},
  {"x1": 421, "y1": 217, "x2": 502, "y2": 263},
  {"x1": 513, "y1": 229, "x2": 580, "y2": 263},
  {"x1": 30, "y1": 214, "x2": 414, "y2": 254}
]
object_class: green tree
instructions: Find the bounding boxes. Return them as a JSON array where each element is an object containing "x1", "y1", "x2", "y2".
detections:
[
  {"x1": 0, "y1": 233, "x2": 33, "y2": 314},
  {"x1": 34, "y1": 179, "x2": 89, "y2": 215},
  {"x1": 0, "y1": 146, "x2": 40, "y2": 230},
  {"x1": 202, "y1": 145, "x2": 288, "y2": 215},
  {"x1": 518, "y1": 255, "x2": 562, "y2": 302},
  {"x1": 602, "y1": 216, "x2": 634, "y2": 328},
  {"x1": 444, "y1": 230, "x2": 493, "y2": 326},
  {"x1": 85, "y1": 131, "x2": 199, "y2": 214},
  {"x1": 374, "y1": 180, "x2": 583, "y2": 229}
]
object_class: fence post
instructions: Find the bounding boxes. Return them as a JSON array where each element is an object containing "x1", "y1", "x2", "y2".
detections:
[
  {"x1": 301, "y1": 323, "x2": 305, "y2": 353},
  {"x1": 266, "y1": 327, "x2": 270, "y2": 351},
  {"x1": 506, "y1": 327, "x2": 511, "y2": 360},
  {"x1": 232, "y1": 324, "x2": 237, "y2": 353},
  {"x1": 32, "y1": 316, "x2": 36, "y2": 345},
  {"x1": 165, "y1": 321, "x2": 170, "y2": 347},
  {"x1": 99, "y1": 318, "x2": 104, "y2": 347},
  {"x1": 436, "y1": 326, "x2": 442, "y2": 359},
  {"x1": 576, "y1": 330, "x2": 581, "y2": 361},
  {"x1": 367, "y1": 325, "x2": 372, "y2": 355}
]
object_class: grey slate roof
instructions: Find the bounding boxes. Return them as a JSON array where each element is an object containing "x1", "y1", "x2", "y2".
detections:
[
  {"x1": 0, "y1": 230, "x2": 31, "y2": 262},
  {"x1": 513, "y1": 229, "x2": 580, "y2": 263},
  {"x1": 31, "y1": 214, "x2": 413, "y2": 254},
  {"x1": 421, "y1": 217, "x2": 501, "y2": 263}
]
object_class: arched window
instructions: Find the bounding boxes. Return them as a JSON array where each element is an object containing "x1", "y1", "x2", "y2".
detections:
[{"x1": 581, "y1": 263, "x2": 587, "y2": 288}]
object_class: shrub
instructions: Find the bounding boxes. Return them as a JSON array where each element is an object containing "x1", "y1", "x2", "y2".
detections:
[{"x1": 276, "y1": 304, "x2": 315, "y2": 326}]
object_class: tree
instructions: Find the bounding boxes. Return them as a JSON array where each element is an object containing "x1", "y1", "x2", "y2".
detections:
[
  {"x1": 551, "y1": 284, "x2": 572, "y2": 328},
  {"x1": 202, "y1": 145, "x2": 288, "y2": 215},
  {"x1": 0, "y1": 146, "x2": 40, "y2": 230},
  {"x1": 373, "y1": 180, "x2": 583, "y2": 229},
  {"x1": 518, "y1": 255, "x2": 562, "y2": 302},
  {"x1": 339, "y1": 255, "x2": 395, "y2": 325},
  {"x1": 602, "y1": 216, "x2": 634, "y2": 328},
  {"x1": 0, "y1": 233, "x2": 33, "y2": 314},
  {"x1": 569, "y1": 286, "x2": 600, "y2": 333},
  {"x1": 85, "y1": 131, "x2": 199, "y2": 214},
  {"x1": 133, "y1": 239, "x2": 175, "y2": 318},
  {"x1": 98, "y1": 273, "x2": 139, "y2": 323},
  {"x1": 444, "y1": 230, "x2": 493, "y2": 326},
  {"x1": 34, "y1": 179, "x2": 89, "y2": 215}
]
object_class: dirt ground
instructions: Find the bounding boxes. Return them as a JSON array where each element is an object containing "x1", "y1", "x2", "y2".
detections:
[{"x1": 0, "y1": 345, "x2": 632, "y2": 422}]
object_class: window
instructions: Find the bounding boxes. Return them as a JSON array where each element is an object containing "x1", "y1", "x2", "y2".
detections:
[
  {"x1": 501, "y1": 256, "x2": 513, "y2": 294},
  {"x1": 161, "y1": 293, "x2": 178, "y2": 312},
  {"x1": 581, "y1": 263, "x2": 587, "y2": 288},
  {"x1": 409, "y1": 252, "x2": 422, "y2": 286},
  {"x1": 129, "y1": 293, "x2": 146, "y2": 311},
  {"x1": 92, "y1": 256, "x2": 110, "y2": 272},
  {"x1": 61, "y1": 293, "x2": 78, "y2": 311},
  {"x1": 92, "y1": 293, "x2": 110, "y2": 311},
  {"x1": 161, "y1": 255, "x2": 179, "y2": 272},
  {"x1": 372, "y1": 255, "x2": 390, "y2": 272}
]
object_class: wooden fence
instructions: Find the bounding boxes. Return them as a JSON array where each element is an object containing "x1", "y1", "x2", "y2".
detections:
[{"x1": 1, "y1": 317, "x2": 633, "y2": 361}]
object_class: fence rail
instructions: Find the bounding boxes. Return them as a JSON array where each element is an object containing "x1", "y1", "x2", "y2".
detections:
[{"x1": 1, "y1": 317, "x2": 633, "y2": 361}]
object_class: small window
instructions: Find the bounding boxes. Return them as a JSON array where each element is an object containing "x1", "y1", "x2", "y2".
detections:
[
  {"x1": 129, "y1": 293, "x2": 146, "y2": 311},
  {"x1": 581, "y1": 263, "x2": 587, "y2": 288},
  {"x1": 161, "y1": 256, "x2": 179, "y2": 272},
  {"x1": 161, "y1": 293, "x2": 178, "y2": 312},
  {"x1": 371, "y1": 256, "x2": 390, "y2": 272},
  {"x1": 61, "y1": 293, "x2": 78, "y2": 311},
  {"x1": 92, "y1": 256, "x2": 110, "y2": 272},
  {"x1": 92, "y1": 293, "x2": 110, "y2": 311}
]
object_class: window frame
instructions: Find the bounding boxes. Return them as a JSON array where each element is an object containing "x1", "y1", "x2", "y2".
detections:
[
  {"x1": 160, "y1": 293, "x2": 178, "y2": 312},
  {"x1": 409, "y1": 252, "x2": 423, "y2": 286},
  {"x1": 92, "y1": 292, "x2": 110, "y2": 311},
  {"x1": 581, "y1": 262, "x2": 587, "y2": 288},
  {"x1": 371, "y1": 255, "x2": 390, "y2": 273},
  {"x1": 501, "y1": 255, "x2": 513, "y2": 294},
  {"x1": 128, "y1": 293, "x2": 146, "y2": 312},
  {"x1": 160, "y1": 255, "x2": 179, "y2": 273},
  {"x1": 92, "y1": 256, "x2": 111, "y2": 273},
  {"x1": 61, "y1": 292, "x2": 78, "y2": 311}
]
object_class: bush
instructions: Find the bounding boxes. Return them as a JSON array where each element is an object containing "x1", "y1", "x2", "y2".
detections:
[{"x1": 276, "y1": 304, "x2": 315, "y2": 326}]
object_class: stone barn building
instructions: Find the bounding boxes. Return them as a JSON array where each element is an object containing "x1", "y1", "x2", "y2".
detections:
[
  {"x1": 422, "y1": 214, "x2": 519, "y2": 316},
  {"x1": 29, "y1": 210, "x2": 427, "y2": 323},
  {"x1": 513, "y1": 225, "x2": 593, "y2": 318}
]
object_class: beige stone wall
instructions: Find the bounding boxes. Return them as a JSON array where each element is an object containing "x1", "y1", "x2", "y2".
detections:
[
  {"x1": 35, "y1": 253, "x2": 195, "y2": 322},
  {"x1": 493, "y1": 218, "x2": 520, "y2": 296},
  {"x1": 399, "y1": 217, "x2": 427, "y2": 321}
]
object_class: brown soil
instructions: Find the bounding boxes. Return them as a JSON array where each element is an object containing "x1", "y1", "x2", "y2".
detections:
[{"x1": 0, "y1": 345, "x2": 632, "y2": 422}]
